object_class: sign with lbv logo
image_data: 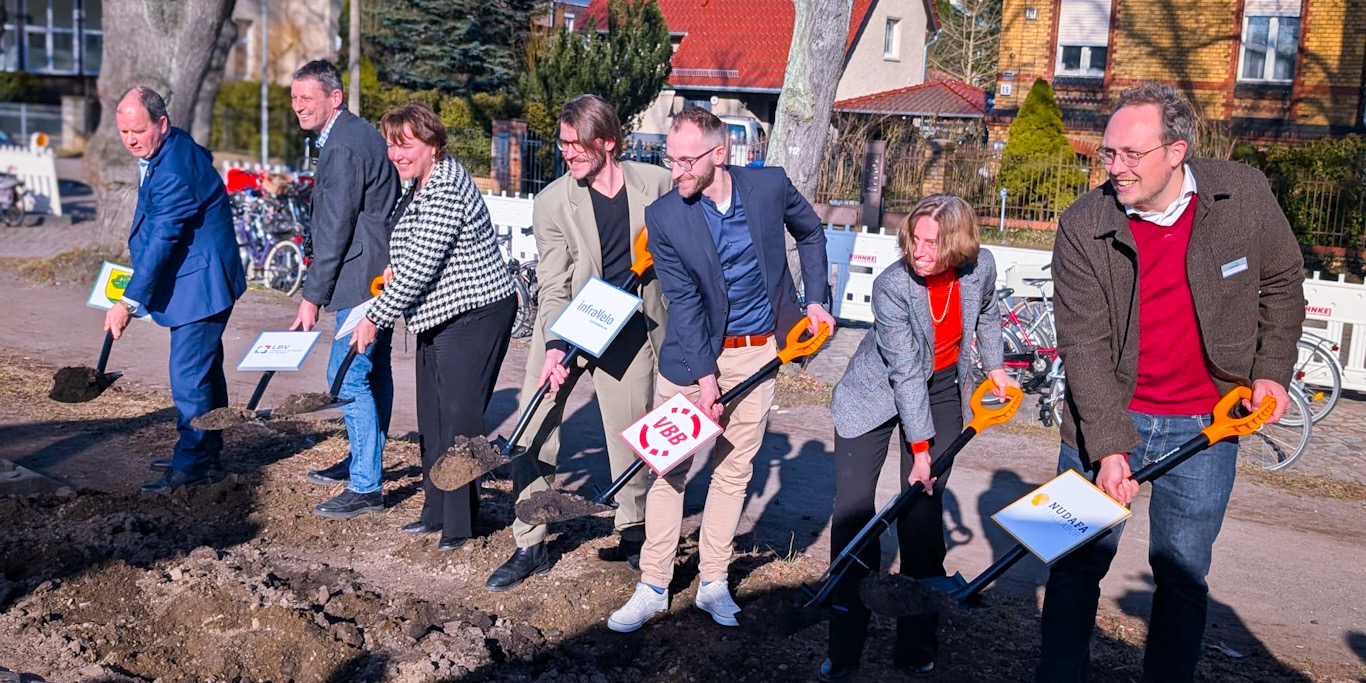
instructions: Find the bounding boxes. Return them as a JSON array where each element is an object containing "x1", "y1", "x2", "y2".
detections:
[
  {"x1": 237, "y1": 331, "x2": 322, "y2": 372},
  {"x1": 548, "y1": 276, "x2": 642, "y2": 358}
]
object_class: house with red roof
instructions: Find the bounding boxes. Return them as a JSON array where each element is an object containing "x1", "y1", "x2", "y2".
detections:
[{"x1": 584, "y1": 0, "x2": 941, "y2": 137}]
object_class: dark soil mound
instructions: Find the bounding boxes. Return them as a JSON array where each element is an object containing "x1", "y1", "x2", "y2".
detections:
[
  {"x1": 429, "y1": 435, "x2": 506, "y2": 491},
  {"x1": 273, "y1": 392, "x2": 335, "y2": 416},
  {"x1": 48, "y1": 366, "x2": 117, "y2": 403},
  {"x1": 191, "y1": 407, "x2": 259, "y2": 430},
  {"x1": 515, "y1": 489, "x2": 613, "y2": 526}
]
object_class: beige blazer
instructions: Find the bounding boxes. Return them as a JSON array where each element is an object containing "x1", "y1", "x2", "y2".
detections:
[{"x1": 530, "y1": 160, "x2": 673, "y2": 355}]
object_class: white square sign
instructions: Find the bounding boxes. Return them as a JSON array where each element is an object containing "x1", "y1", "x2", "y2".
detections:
[
  {"x1": 992, "y1": 469, "x2": 1132, "y2": 564},
  {"x1": 620, "y1": 392, "x2": 723, "y2": 476},
  {"x1": 237, "y1": 331, "x2": 323, "y2": 372},
  {"x1": 86, "y1": 261, "x2": 149, "y2": 321},
  {"x1": 548, "y1": 276, "x2": 642, "y2": 358}
]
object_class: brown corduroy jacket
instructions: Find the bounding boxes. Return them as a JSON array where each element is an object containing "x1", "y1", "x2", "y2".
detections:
[{"x1": 1054, "y1": 158, "x2": 1305, "y2": 466}]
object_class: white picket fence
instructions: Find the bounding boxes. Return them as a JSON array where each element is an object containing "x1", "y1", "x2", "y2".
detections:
[{"x1": 483, "y1": 194, "x2": 1366, "y2": 391}]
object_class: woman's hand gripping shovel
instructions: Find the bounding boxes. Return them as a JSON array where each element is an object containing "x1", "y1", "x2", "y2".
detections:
[
  {"x1": 49, "y1": 330, "x2": 123, "y2": 403},
  {"x1": 801, "y1": 379, "x2": 1023, "y2": 612},
  {"x1": 513, "y1": 318, "x2": 832, "y2": 527},
  {"x1": 908, "y1": 386, "x2": 1275, "y2": 609},
  {"x1": 427, "y1": 230, "x2": 658, "y2": 492},
  {"x1": 189, "y1": 276, "x2": 386, "y2": 429}
]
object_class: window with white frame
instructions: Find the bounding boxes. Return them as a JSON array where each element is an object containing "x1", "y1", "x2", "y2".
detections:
[
  {"x1": 2, "y1": 0, "x2": 102, "y2": 74},
  {"x1": 1, "y1": 0, "x2": 19, "y2": 71},
  {"x1": 1055, "y1": 0, "x2": 1110, "y2": 77},
  {"x1": 1240, "y1": 0, "x2": 1299, "y2": 82},
  {"x1": 564, "y1": 11, "x2": 575, "y2": 31},
  {"x1": 884, "y1": 17, "x2": 901, "y2": 60}
]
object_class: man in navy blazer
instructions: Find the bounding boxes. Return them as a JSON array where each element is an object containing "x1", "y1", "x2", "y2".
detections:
[
  {"x1": 106, "y1": 86, "x2": 247, "y2": 494},
  {"x1": 608, "y1": 106, "x2": 834, "y2": 633}
]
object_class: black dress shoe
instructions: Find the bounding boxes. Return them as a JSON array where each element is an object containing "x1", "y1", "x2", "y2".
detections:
[
  {"x1": 485, "y1": 543, "x2": 550, "y2": 592},
  {"x1": 598, "y1": 531, "x2": 644, "y2": 573},
  {"x1": 139, "y1": 469, "x2": 211, "y2": 494},
  {"x1": 150, "y1": 456, "x2": 221, "y2": 473},
  {"x1": 313, "y1": 490, "x2": 384, "y2": 519},
  {"x1": 402, "y1": 521, "x2": 441, "y2": 535},
  {"x1": 437, "y1": 536, "x2": 468, "y2": 551},
  {"x1": 818, "y1": 658, "x2": 858, "y2": 683},
  {"x1": 307, "y1": 457, "x2": 351, "y2": 485}
]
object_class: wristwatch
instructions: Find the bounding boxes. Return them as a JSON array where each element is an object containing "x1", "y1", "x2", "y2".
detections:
[{"x1": 118, "y1": 298, "x2": 138, "y2": 315}]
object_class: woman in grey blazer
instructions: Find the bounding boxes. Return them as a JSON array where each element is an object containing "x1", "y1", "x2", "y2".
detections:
[{"x1": 819, "y1": 194, "x2": 1017, "y2": 682}]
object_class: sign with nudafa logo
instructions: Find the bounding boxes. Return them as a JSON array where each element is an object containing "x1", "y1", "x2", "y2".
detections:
[
  {"x1": 992, "y1": 469, "x2": 1131, "y2": 564},
  {"x1": 549, "y1": 276, "x2": 642, "y2": 358},
  {"x1": 237, "y1": 330, "x2": 322, "y2": 372},
  {"x1": 86, "y1": 261, "x2": 148, "y2": 320},
  {"x1": 620, "y1": 392, "x2": 723, "y2": 476}
]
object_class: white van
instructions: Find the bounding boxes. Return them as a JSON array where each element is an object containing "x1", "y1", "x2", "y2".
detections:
[{"x1": 719, "y1": 116, "x2": 767, "y2": 167}]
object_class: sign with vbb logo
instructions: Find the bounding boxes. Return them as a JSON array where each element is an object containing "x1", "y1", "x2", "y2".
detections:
[{"x1": 620, "y1": 392, "x2": 723, "y2": 476}]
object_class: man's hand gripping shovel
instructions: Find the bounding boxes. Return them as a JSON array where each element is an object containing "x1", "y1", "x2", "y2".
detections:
[
  {"x1": 513, "y1": 318, "x2": 832, "y2": 526},
  {"x1": 904, "y1": 386, "x2": 1274, "y2": 611},
  {"x1": 801, "y1": 379, "x2": 1023, "y2": 613},
  {"x1": 427, "y1": 231, "x2": 657, "y2": 492},
  {"x1": 189, "y1": 276, "x2": 386, "y2": 429}
]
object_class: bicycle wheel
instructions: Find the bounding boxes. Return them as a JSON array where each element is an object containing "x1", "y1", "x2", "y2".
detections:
[
  {"x1": 1238, "y1": 388, "x2": 1311, "y2": 471},
  {"x1": 1, "y1": 200, "x2": 22, "y2": 227},
  {"x1": 1283, "y1": 338, "x2": 1342, "y2": 425},
  {"x1": 509, "y1": 261, "x2": 538, "y2": 339},
  {"x1": 264, "y1": 240, "x2": 305, "y2": 296}
]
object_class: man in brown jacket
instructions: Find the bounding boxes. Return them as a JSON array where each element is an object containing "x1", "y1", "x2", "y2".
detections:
[{"x1": 1038, "y1": 82, "x2": 1302, "y2": 682}]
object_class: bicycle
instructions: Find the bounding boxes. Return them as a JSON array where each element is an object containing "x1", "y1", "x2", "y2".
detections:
[
  {"x1": 0, "y1": 172, "x2": 27, "y2": 227},
  {"x1": 228, "y1": 169, "x2": 310, "y2": 296},
  {"x1": 1238, "y1": 387, "x2": 1312, "y2": 471},
  {"x1": 1284, "y1": 331, "x2": 1344, "y2": 426},
  {"x1": 495, "y1": 231, "x2": 539, "y2": 339}
]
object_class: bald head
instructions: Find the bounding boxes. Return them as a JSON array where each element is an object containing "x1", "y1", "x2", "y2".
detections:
[{"x1": 116, "y1": 87, "x2": 170, "y2": 160}]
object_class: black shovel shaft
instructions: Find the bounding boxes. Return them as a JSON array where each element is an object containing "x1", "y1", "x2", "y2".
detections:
[
  {"x1": 810, "y1": 426, "x2": 979, "y2": 605},
  {"x1": 953, "y1": 431, "x2": 1214, "y2": 602},
  {"x1": 246, "y1": 371, "x2": 276, "y2": 411},
  {"x1": 329, "y1": 347, "x2": 358, "y2": 398},
  {"x1": 96, "y1": 330, "x2": 114, "y2": 374},
  {"x1": 505, "y1": 346, "x2": 583, "y2": 450}
]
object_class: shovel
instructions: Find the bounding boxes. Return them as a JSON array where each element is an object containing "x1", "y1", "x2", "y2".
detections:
[
  {"x1": 192, "y1": 275, "x2": 386, "y2": 427},
  {"x1": 514, "y1": 318, "x2": 833, "y2": 527},
  {"x1": 50, "y1": 330, "x2": 123, "y2": 403},
  {"x1": 801, "y1": 379, "x2": 1024, "y2": 610},
  {"x1": 428, "y1": 230, "x2": 657, "y2": 492},
  {"x1": 919, "y1": 386, "x2": 1274, "y2": 605}
]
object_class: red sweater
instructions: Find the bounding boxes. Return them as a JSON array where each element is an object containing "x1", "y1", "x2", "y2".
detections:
[
  {"x1": 1128, "y1": 197, "x2": 1221, "y2": 415},
  {"x1": 927, "y1": 270, "x2": 962, "y2": 371}
]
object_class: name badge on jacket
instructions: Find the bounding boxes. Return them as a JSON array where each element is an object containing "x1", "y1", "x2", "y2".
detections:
[{"x1": 1221, "y1": 257, "x2": 1248, "y2": 279}]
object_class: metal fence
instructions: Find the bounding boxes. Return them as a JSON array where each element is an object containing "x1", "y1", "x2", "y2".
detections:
[
  {"x1": 1272, "y1": 177, "x2": 1366, "y2": 249},
  {"x1": 0, "y1": 102, "x2": 63, "y2": 150}
]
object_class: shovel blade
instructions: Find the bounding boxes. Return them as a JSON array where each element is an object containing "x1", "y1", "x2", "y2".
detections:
[
  {"x1": 919, "y1": 573, "x2": 968, "y2": 595},
  {"x1": 430, "y1": 435, "x2": 513, "y2": 491},
  {"x1": 514, "y1": 489, "x2": 615, "y2": 525},
  {"x1": 49, "y1": 367, "x2": 122, "y2": 403}
]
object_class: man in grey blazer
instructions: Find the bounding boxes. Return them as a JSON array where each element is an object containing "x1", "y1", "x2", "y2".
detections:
[
  {"x1": 485, "y1": 94, "x2": 673, "y2": 591},
  {"x1": 288, "y1": 60, "x2": 400, "y2": 519}
]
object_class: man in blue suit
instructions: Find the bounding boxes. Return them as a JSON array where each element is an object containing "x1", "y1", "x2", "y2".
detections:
[
  {"x1": 105, "y1": 86, "x2": 247, "y2": 494},
  {"x1": 608, "y1": 106, "x2": 834, "y2": 632}
]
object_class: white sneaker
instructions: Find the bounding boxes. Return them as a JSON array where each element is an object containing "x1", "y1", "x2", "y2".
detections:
[
  {"x1": 608, "y1": 582, "x2": 668, "y2": 633},
  {"x1": 695, "y1": 579, "x2": 740, "y2": 626}
]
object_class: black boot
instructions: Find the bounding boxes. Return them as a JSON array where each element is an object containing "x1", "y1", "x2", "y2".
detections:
[
  {"x1": 150, "y1": 455, "x2": 221, "y2": 473},
  {"x1": 599, "y1": 526, "x2": 644, "y2": 573},
  {"x1": 313, "y1": 490, "x2": 384, "y2": 519},
  {"x1": 307, "y1": 457, "x2": 352, "y2": 485},
  {"x1": 484, "y1": 543, "x2": 550, "y2": 592},
  {"x1": 139, "y1": 468, "x2": 211, "y2": 494}
]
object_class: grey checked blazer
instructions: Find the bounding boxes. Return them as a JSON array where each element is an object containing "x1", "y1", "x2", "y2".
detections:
[{"x1": 831, "y1": 249, "x2": 1004, "y2": 441}]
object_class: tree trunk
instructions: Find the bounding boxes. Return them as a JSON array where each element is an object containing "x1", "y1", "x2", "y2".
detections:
[
  {"x1": 85, "y1": 0, "x2": 237, "y2": 251},
  {"x1": 766, "y1": 0, "x2": 855, "y2": 296},
  {"x1": 192, "y1": 17, "x2": 239, "y2": 147}
]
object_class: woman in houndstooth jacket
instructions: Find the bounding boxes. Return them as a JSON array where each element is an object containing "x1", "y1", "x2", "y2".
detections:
[{"x1": 352, "y1": 102, "x2": 516, "y2": 551}]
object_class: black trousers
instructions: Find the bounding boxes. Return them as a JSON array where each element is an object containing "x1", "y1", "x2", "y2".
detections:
[
  {"x1": 416, "y1": 295, "x2": 516, "y2": 539},
  {"x1": 828, "y1": 365, "x2": 962, "y2": 668}
]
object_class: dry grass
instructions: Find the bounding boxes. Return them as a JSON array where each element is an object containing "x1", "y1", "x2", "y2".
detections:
[
  {"x1": 775, "y1": 367, "x2": 833, "y2": 407},
  {"x1": 1, "y1": 246, "x2": 122, "y2": 287},
  {"x1": 1237, "y1": 463, "x2": 1366, "y2": 501}
]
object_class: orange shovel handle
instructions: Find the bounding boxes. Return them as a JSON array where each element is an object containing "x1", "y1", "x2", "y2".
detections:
[
  {"x1": 1201, "y1": 386, "x2": 1275, "y2": 444},
  {"x1": 778, "y1": 320, "x2": 832, "y2": 364},
  {"x1": 370, "y1": 275, "x2": 385, "y2": 297},
  {"x1": 630, "y1": 227, "x2": 654, "y2": 278},
  {"x1": 965, "y1": 379, "x2": 1024, "y2": 433}
]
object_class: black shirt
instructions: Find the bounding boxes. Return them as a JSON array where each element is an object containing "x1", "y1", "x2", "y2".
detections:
[{"x1": 590, "y1": 184, "x2": 632, "y2": 287}]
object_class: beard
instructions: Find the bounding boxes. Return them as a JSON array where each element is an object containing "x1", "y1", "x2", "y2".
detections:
[{"x1": 679, "y1": 161, "x2": 716, "y2": 199}]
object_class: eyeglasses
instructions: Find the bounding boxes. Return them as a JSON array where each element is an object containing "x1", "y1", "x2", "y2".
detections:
[
  {"x1": 556, "y1": 138, "x2": 588, "y2": 155},
  {"x1": 662, "y1": 145, "x2": 722, "y2": 171},
  {"x1": 1096, "y1": 142, "x2": 1172, "y2": 168}
]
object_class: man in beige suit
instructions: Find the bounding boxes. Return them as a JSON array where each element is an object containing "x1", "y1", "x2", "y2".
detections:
[{"x1": 486, "y1": 94, "x2": 672, "y2": 592}]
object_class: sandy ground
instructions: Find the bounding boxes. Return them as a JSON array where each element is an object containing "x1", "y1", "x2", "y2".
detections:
[{"x1": 0, "y1": 270, "x2": 1363, "y2": 682}]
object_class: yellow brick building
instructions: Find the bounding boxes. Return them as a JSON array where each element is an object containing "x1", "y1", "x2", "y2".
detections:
[{"x1": 990, "y1": 0, "x2": 1366, "y2": 145}]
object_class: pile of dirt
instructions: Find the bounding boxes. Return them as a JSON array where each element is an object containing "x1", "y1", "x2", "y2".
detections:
[
  {"x1": 275, "y1": 391, "x2": 337, "y2": 416},
  {"x1": 429, "y1": 435, "x2": 508, "y2": 491},
  {"x1": 515, "y1": 489, "x2": 613, "y2": 526},
  {"x1": 48, "y1": 365, "x2": 117, "y2": 403},
  {"x1": 191, "y1": 406, "x2": 260, "y2": 430}
]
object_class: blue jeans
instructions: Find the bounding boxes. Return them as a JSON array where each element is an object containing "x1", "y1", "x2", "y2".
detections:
[
  {"x1": 327, "y1": 308, "x2": 393, "y2": 495},
  {"x1": 1036, "y1": 411, "x2": 1238, "y2": 683}
]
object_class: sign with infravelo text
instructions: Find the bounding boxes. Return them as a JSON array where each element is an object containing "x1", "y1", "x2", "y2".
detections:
[
  {"x1": 991, "y1": 469, "x2": 1131, "y2": 564},
  {"x1": 237, "y1": 331, "x2": 322, "y2": 372},
  {"x1": 549, "y1": 276, "x2": 642, "y2": 358},
  {"x1": 86, "y1": 261, "x2": 149, "y2": 321},
  {"x1": 621, "y1": 393, "x2": 723, "y2": 476}
]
